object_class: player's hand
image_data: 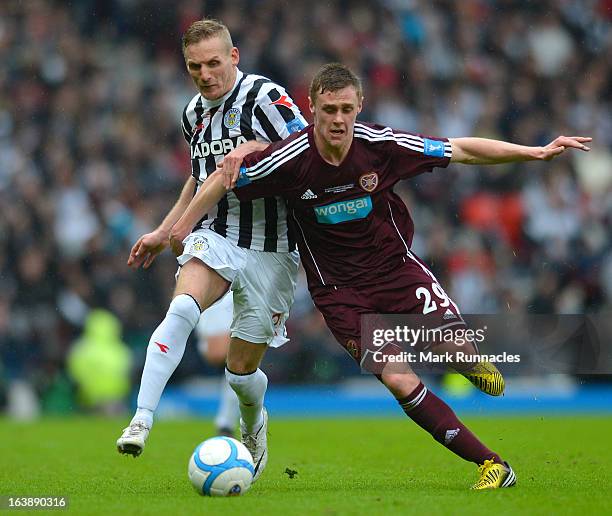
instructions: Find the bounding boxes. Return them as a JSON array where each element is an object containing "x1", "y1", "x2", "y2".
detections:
[
  {"x1": 127, "y1": 230, "x2": 169, "y2": 269},
  {"x1": 218, "y1": 140, "x2": 269, "y2": 190},
  {"x1": 218, "y1": 152, "x2": 245, "y2": 190},
  {"x1": 538, "y1": 136, "x2": 591, "y2": 161},
  {"x1": 169, "y1": 223, "x2": 190, "y2": 257}
]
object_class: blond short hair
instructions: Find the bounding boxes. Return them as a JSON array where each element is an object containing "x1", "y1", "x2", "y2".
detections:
[{"x1": 182, "y1": 18, "x2": 233, "y2": 56}]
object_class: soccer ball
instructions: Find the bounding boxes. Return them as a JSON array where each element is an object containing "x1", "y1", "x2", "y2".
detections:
[{"x1": 188, "y1": 436, "x2": 254, "y2": 497}]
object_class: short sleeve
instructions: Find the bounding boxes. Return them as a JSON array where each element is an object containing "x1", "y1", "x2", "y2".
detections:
[
  {"x1": 233, "y1": 140, "x2": 293, "y2": 201},
  {"x1": 252, "y1": 84, "x2": 308, "y2": 142},
  {"x1": 389, "y1": 128, "x2": 452, "y2": 180},
  {"x1": 181, "y1": 104, "x2": 193, "y2": 145},
  {"x1": 234, "y1": 130, "x2": 309, "y2": 201}
]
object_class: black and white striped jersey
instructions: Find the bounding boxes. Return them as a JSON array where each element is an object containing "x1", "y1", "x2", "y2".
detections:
[{"x1": 181, "y1": 69, "x2": 307, "y2": 252}]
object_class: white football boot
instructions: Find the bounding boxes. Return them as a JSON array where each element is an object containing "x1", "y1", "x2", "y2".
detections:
[
  {"x1": 240, "y1": 408, "x2": 268, "y2": 481},
  {"x1": 116, "y1": 421, "x2": 150, "y2": 457}
]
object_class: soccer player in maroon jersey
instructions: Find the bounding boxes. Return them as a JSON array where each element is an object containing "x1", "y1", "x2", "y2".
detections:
[{"x1": 170, "y1": 63, "x2": 591, "y2": 489}]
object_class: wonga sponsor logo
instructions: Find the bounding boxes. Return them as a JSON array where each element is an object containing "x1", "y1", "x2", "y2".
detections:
[{"x1": 313, "y1": 196, "x2": 372, "y2": 224}]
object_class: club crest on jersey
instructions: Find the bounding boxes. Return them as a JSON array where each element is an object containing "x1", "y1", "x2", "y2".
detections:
[
  {"x1": 190, "y1": 236, "x2": 209, "y2": 252},
  {"x1": 359, "y1": 172, "x2": 379, "y2": 192},
  {"x1": 345, "y1": 339, "x2": 360, "y2": 359},
  {"x1": 223, "y1": 108, "x2": 241, "y2": 129}
]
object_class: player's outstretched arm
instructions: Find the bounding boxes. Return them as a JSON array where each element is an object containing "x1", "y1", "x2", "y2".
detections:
[
  {"x1": 449, "y1": 136, "x2": 591, "y2": 165},
  {"x1": 219, "y1": 140, "x2": 269, "y2": 190},
  {"x1": 127, "y1": 176, "x2": 198, "y2": 269},
  {"x1": 169, "y1": 171, "x2": 226, "y2": 256}
]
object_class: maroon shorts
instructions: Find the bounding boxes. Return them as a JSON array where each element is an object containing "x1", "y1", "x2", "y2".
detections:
[{"x1": 310, "y1": 252, "x2": 465, "y2": 364}]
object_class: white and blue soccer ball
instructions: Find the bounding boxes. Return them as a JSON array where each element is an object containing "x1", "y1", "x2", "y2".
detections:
[{"x1": 188, "y1": 436, "x2": 255, "y2": 497}]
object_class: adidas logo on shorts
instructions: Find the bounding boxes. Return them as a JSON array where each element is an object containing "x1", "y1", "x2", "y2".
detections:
[
  {"x1": 301, "y1": 189, "x2": 317, "y2": 200},
  {"x1": 443, "y1": 309, "x2": 456, "y2": 320}
]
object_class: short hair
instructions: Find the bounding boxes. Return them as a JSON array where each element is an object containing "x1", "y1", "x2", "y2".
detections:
[
  {"x1": 309, "y1": 63, "x2": 363, "y2": 103},
  {"x1": 181, "y1": 18, "x2": 233, "y2": 56}
]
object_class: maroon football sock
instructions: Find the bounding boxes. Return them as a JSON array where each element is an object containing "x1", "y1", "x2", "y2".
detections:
[{"x1": 397, "y1": 382, "x2": 502, "y2": 465}]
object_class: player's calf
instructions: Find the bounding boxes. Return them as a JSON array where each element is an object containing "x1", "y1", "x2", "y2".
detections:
[{"x1": 395, "y1": 381, "x2": 509, "y2": 476}]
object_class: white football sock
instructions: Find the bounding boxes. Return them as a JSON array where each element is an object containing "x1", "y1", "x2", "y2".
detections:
[
  {"x1": 226, "y1": 368, "x2": 267, "y2": 432},
  {"x1": 135, "y1": 294, "x2": 201, "y2": 425},
  {"x1": 131, "y1": 408, "x2": 154, "y2": 428},
  {"x1": 214, "y1": 375, "x2": 240, "y2": 432}
]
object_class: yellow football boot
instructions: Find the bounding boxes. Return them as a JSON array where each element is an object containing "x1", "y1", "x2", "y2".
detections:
[
  {"x1": 471, "y1": 459, "x2": 517, "y2": 490},
  {"x1": 462, "y1": 361, "x2": 505, "y2": 396}
]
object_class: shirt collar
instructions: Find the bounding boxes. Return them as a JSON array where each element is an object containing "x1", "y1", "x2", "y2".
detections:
[{"x1": 200, "y1": 69, "x2": 243, "y2": 109}]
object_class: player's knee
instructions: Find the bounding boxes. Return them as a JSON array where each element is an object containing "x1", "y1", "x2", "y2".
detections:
[
  {"x1": 226, "y1": 338, "x2": 266, "y2": 373},
  {"x1": 225, "y1": 355, "x2": 259, "y2": 374},
  {"x1": 381, "y1": 372, "x2": 421, "y2": 398},
  {"x1": 167, "y1": 294, "x2": 201, "y2": 328}
]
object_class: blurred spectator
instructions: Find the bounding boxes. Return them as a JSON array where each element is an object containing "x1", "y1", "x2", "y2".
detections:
[{"x1": 67, "y1": 310, "x2": 132, "y2": 414}]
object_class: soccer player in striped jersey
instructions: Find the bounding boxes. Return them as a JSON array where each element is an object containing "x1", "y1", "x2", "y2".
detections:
[
  {"x1": 116, "y1": 19, "x2": 307, "y2": 481},
  {"x1": 171, "y1": 63, "x2": 591, "y2": 489}
]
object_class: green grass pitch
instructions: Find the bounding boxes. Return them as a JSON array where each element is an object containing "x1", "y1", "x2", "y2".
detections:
[{"x1": 1, "y1": 415, "x2": 610, "y2": 515}]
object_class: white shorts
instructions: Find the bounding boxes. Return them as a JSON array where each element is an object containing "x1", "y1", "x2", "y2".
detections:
[{"x1": 178, "y1": 228, "x2": 299, "y2": 348}]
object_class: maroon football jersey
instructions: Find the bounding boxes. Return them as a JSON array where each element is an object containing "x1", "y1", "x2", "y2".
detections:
[{"x1": 234, "y1": 122, "x2": 451, "y2": 288}]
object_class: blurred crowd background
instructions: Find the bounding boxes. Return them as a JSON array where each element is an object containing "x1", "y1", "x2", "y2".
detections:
[{"x1": 0, "y1": 0, "x2": 611, "y2": 415}]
